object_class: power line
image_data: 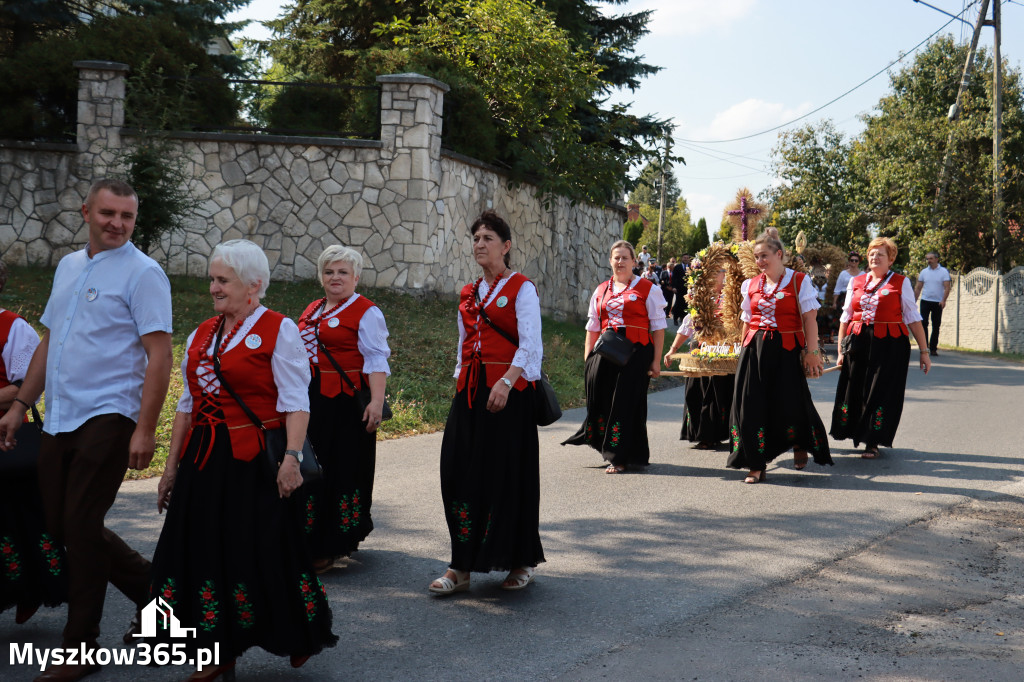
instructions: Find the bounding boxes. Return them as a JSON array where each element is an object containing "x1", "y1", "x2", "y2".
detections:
[
  {"x1": 675, "y1": 171, "x2": 765, "y2": 181},
  {"x1": 675, "y1": 1, "x2": 979, "y2": 144},
  {"x1": 675, "y1": 142, "x2": 767, "y2": 174}
]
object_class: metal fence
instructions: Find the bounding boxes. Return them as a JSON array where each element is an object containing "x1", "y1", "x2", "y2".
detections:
[{"x1": 134, "y1": 76, "x2": 383, "y2": 139}]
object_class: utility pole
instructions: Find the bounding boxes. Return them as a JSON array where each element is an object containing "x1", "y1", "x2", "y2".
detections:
[
  {"x1": 656, "y1": 136, "x2": 670, "y2": 264},
  {"x1": 992, "y1": 0, "x2": 1004, "y2": 271},
  {"x1": 931, "y1": 0, "x2": 990, "y2": 229}
]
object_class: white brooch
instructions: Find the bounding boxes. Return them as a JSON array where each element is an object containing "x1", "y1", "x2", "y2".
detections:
[
  {"x1": 85, "y1": 288, "x2": 99, "y2": 302},
  {"x1": 775, "y1": 292, "x2": 785, "y2": 300},
  {"x1": 880, "y1": 289, "x2": 889, "y2": 296},
  {"x1": 496, "y1": 296, "x2": 508, "y2": 308},
  {"x1": 245, "y1": 334, "x2": 262, "y2": 349},
  {"x1": 628, "y1": 294, "x2": 638, "y2": 301},
  {"x1": 327, "y1": 317, "x2": 340, "y2": 328}
]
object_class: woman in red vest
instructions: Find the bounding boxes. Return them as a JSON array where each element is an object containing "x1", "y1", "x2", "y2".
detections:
[
  {"x1": 429, "y1": 211, "x2": 545, "y2": 595},
  {"x1": 153, "y1": 240, "x2": 336, "y2": 680},
  {"x1": 831, "y1": 237, "x2": 931, "y2": 458},
  {"x1": 729, "y1": 229, "x2": 832, "y2": 483},
  {"x1": 563, "y1": 240, "x2": 667, "y2": 473},
  {"x1": 0, "y1": 261, "x2": 67, "y2": 625},
  {"x1": 296, "y1": 245, "x2": 391, "y2": 572}
]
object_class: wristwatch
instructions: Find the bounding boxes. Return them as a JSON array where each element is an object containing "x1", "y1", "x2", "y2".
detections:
[
  {"x1": 284, "y1": 449, "x2": 304, "y2": 463},
  {"x1": 499, "y1": 377, "x2": 513, "y2": 389}
]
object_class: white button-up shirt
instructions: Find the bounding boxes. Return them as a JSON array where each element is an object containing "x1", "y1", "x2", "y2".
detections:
[{"x1": 39, "y1": 241, "x2": 173, "y2": 435}]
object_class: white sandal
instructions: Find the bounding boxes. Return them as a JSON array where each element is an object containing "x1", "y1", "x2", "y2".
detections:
[
  {"x1": 428, "y1": 569, "x2": 470, "y2": 595},
  {"x1": 501, "y1": 566, "x2": 535, "y2": 591}
]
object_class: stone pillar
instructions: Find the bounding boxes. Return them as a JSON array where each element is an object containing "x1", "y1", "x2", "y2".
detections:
[
  {"x1": 376, "y1": 73, "x2": 449, "y2": 289},
  {"x1": 74, "y1": 60, "x2": 129, "y2": 176}
]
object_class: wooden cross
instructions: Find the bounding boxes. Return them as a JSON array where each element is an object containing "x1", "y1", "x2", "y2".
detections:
[{"x1": 727, "y1": 195, "x2": 761, "y2": 240}]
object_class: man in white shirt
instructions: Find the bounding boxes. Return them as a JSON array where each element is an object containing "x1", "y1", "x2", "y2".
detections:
[
  {"x1": 638, "y1": 245, "x2": 651, "y2": 271},
  {"x1": 0, "y1": 179, "x2": 173, "y2": 682},
  {"x1": 913, "y1": 251, "x2": 951, "y2": 356}
]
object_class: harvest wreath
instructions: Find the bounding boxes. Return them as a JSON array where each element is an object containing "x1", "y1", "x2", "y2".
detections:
[{"x1": 667, "y1": 241, "x2": 759, "y2": 377}]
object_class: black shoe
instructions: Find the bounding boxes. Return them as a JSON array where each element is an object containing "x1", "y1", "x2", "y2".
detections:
[{"x1": 930, "y1": 349, "x2": 939, "y2": 356}]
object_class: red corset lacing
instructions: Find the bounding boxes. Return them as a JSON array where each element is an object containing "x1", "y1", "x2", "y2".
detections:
[{"x1": 191, "y1": 395, "x2": 225, "y2": 471}]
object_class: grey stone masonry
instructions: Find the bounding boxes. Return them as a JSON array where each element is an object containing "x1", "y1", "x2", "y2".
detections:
[{"x1": 1, "y1": 62, "x2": 623, "y2": 319}]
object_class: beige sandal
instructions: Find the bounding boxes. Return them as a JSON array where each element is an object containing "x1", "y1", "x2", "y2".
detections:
[
  {"x1": 428, "y1": 569, "x2": 470, "y2": 595},
  {"x1": 501, "y1": 566, "x2": 535, "y2": 591}
]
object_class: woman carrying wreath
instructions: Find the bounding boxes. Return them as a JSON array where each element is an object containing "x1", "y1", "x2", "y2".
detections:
[
  {"x1": 728, "y1": 229, "x2": 832, "y2": 483},
  {"x1": 429, "y1": 211, "x2": 545, "y2": 595},
  {"x1": 830, "y1": 237, "x2": 931, "y2": 458},
  {"x1": 152, "y1": 240, "x2": 336, "y2": 680},
  {"x1": 663, "y1": 263, "x2": 732, "y2": 449},
  {"x1": 563, "y1": 240, "x2": 667, "y2": 473},
  {"x1": 296, "y1": 245, "x2": 391, "y2": 572}
]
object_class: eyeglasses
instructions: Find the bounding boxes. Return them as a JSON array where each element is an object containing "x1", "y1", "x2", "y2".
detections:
[{"x1": 849, "y1": 258, "x2": 860, "y2": 263}]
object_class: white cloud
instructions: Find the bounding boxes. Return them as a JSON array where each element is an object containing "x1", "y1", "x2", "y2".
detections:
[
  {"x1": 689, "y1": 98, "x2": 814, "y2": 142},
  {"x1": 599, "y1": 0, "x2": 758, "y2": 37}
]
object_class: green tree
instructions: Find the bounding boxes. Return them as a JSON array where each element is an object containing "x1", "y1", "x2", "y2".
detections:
[
  {"x1": 852, "y1": 36, "x2": 1024, "y2": 270},
  {"x1": 117, "y1": 58, "x2": 203, "y2": 255},
  {"x1": 0, "y1": 14, "x2": 238, "y2": 140},
  {"x1": 623, "y1": 218, "x2": 643, "y2": 247},
  {"x1": 378, "y1": 0, "x2": 608, "y2": 201},
  {"x1": 689, "y1": 217, "x2": 710, "y2": 253},
  {"x1": 264, "y1": 0, "x2": 669, "y2": 203},
  {"x1": 637, "y1": 196, "x2": 695, "y2": 261},
  {"x1": 763, "y1": 120, "x2": 867, "y2": 250},
  {"x1": 627, "y1": 158, "x2": 680, "y2": 208}
]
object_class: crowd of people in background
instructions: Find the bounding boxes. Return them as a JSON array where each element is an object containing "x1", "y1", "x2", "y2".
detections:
[{"x1": 0, "y1": 179, "x2": 942, "y2": 682}]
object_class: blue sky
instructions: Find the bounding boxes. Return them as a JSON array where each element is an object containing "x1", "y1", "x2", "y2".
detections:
[{"x1": 231, "y1": 0, "x2": 1024, "y2": 229}]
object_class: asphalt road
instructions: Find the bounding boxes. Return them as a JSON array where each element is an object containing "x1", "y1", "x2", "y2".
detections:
[{"x1": 4, "y1": 348, "x2": 1023, "y2": 681}]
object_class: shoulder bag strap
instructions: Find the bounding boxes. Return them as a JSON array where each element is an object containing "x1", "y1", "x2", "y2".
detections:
[
  {"x1": 476, "y1": 287, "x2": 520, "y2": 347},
  {"x1": 211, "y1": 323, "x2": 267, "y2": 434},
  {"x1": 314, "y1": 323, "x2": 360, "y2": 393}
]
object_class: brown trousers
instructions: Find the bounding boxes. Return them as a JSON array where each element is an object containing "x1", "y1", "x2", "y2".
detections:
[{"x1": 38, "y1": 413, "x2": 151, "y2": 648}]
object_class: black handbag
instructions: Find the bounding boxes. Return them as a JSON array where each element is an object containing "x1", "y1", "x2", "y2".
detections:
[
  {"x1": 0, "y1": 399, "x2": 43, "y2": 475},
  {"x1": 592, "y1": 328, "x2": 635, "y2": 366},
  {"x1": 315, "y1": 327, "x2": 393, "y2": 422},
  {"x1": 212, "y1": 331, "x2": 322, "y2": 484},
  {"x1": 477, "y1": 301, "x2": 562, "y2": 426}
]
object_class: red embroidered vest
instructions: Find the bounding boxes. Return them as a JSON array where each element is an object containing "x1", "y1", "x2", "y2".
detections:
[
  {"x1": 599, "y1": 277, "x2": 654, "y2": 345},
  {"x1": 456, "y1": 273, "x2": 531, "y2": 393},
  {"x1": 743, "y1": 271, "x2": 807, "y2": 350},
  {"x1": 186, "y1": 311, "x2": 286, "y2": 461},
  {"x1": 0, "y1": 310, "x2": 19, "y2": 392},
  {"x1": 0, "y1": 310, "x2": 24, "y2": 421},
  {"x1": 847, "y1": 272, "x2": 909, "y2": 338},
  {"x1": 298, "y1": 295, "x2": 376, "y2": 398}
]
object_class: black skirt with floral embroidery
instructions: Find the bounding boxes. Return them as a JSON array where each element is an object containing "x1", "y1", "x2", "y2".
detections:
[
  {"x1": 440, "y1": 373, "x2": 544, "y2": 573},
  {"x1": 681, "y1": 374, "x2": 733, "y2": 445},
  {"x1": 149, "y1": 422, "x2": 337, "y2": 659},
  {"x1": 563, "y1": 342, "x2": 654, "y2": 467},
  {"x1": 0, "y1": 467, "x2": 67, "y2": 615},
  {"x1": 295, "y1": 370, "x2": 376, "y2": 562},
  {"x1": 727, "y1": 330, "x2": 832, "y2": 471},
  {"x1": 829, "y1": 329, "x2": 911, "y2": 448}
]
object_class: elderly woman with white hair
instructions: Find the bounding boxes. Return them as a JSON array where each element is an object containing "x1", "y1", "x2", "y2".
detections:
[
  {"x1": 296, "y1": 245, "x2": 391, "y2": 572},
  {"x1": 152, "y1": 239, "x2": 336, "y2": 680}
]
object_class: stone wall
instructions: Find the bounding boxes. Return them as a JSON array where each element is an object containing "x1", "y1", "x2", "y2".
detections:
[
  {"x1": 940, "y1": 267, "x2": 1024, "y2": 354},
  {"x1": 0, "y1": 61, "x2": 623, "y2": 319}
]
